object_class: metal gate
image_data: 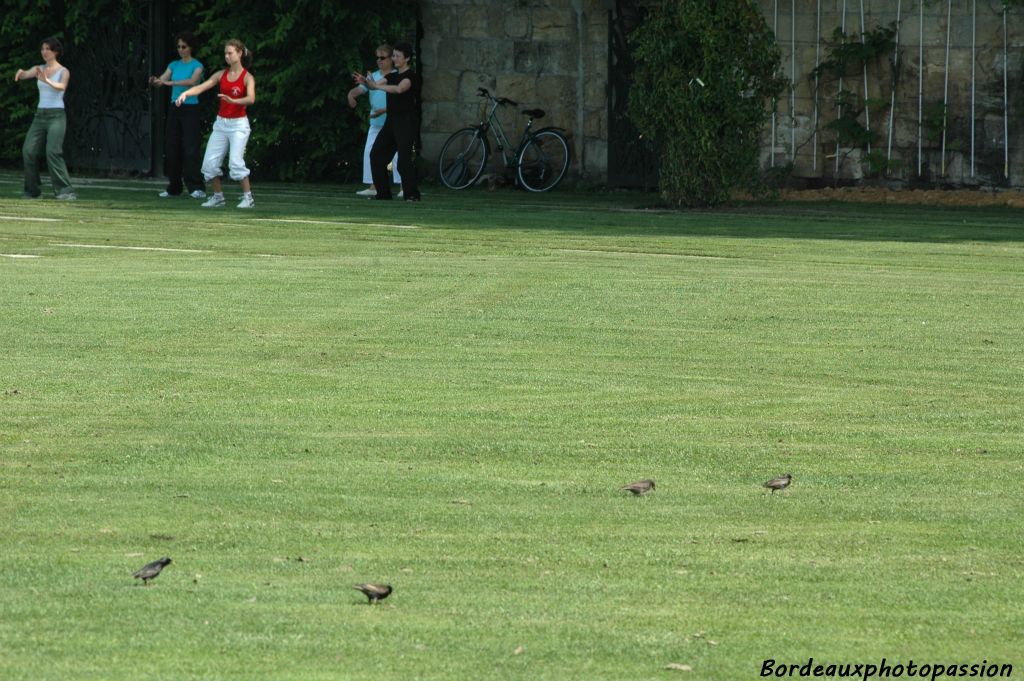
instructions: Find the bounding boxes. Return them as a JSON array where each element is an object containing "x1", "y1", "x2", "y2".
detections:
[
  {"x1": 607, "y1": 0, "x2": 658, "y2": 188},
  {"x1": 64, "y1": 1, "x2": 160, "y2": 174}
]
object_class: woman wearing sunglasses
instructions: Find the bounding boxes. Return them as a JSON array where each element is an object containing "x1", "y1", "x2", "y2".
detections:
[
  {"x1": 150, "y1": 31, "x2": 205, "y2": 199},
  {"x1": 347, "y1": 44, "x2": 401, "y2": 197},
  {"x1": 354, "y1": 41, "x2": 421, "y2": 202}
]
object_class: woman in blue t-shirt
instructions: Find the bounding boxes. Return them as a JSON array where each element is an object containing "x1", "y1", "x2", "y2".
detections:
[{"x1": 150, "y1": 31, "x2": 205, "y2": 198}]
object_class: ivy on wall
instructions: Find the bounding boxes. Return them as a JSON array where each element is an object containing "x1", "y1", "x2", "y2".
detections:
[{"x1": 810, "y1": 23, "x2": 899, "y2": 177}]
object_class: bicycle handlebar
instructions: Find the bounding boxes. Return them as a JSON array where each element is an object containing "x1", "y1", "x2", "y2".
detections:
[{"x1": 476, "y1": 87, "x2": 518, "y2": 107}]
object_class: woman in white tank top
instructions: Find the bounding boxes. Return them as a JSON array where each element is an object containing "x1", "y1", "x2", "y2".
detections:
[{"x1": 13, "y1": 36, "x2": 75, "y2": 200}]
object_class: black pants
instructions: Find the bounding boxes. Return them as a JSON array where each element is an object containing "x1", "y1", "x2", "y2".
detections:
[
  {"x1": 165, "y1": 105, "x2": 204, "y2": 195},
  {"x1": 370, "y1": 114, "x2": 419, "y2": 200}
]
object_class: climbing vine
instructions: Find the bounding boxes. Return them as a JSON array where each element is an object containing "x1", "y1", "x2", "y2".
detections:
[{"x1": 810, "y1": 23, "x2": 899, "y2": 177}]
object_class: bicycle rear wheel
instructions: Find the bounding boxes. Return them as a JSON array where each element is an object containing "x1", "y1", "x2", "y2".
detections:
[
  {"x1": 516, "y1": 130, "x2": 570, "y2": 192},
  {"x1": 438, "y1": 127, "x2": 489, "y2": 190}
]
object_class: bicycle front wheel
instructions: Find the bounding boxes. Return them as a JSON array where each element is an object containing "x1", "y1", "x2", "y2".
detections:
[
  {"x1": 438, "y1": 127, "x2": 489, "y2": 190},
  {"x1": 516, "y1": 130, "x2": 570, "y2": 192}
]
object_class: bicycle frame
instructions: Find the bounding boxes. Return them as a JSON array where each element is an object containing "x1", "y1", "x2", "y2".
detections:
[
  {"x1": 475, "y1": 94, "x2": 536, "y2": 170},
  {"x1": 438, "y1": 88, "x2": 570, "y2": 191}
]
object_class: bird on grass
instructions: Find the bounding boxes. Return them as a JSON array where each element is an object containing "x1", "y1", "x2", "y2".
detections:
[
  {"x1": 621, "y1": 479, "x2": 656, "y2": 496},
  {"x1": 353, "y1": 583, "x2": 392, "y2": 604},
  {"x1": 764, "y1": 473, "x2": 792, "y2": 494},
  {"x1": 133, "y1": 557, "x2": 172, "y2": 585}
]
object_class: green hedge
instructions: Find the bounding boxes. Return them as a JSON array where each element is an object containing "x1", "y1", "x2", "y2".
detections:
[{"x1": 0, "y1": 0, "x2": 418, "y2": 182}]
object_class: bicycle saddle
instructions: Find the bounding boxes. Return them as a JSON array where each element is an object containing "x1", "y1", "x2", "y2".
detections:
[{"x1": 522, "y1": 108, "x2": 545, "y2": 119}]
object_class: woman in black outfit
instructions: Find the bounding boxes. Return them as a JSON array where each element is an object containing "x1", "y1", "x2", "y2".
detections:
[{"x1": 354, "y1": 41, "x2": 420, "y2": 201}]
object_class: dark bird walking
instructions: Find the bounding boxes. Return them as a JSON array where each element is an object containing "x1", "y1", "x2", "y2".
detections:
[
  {"x1": 133, "y1": 557, "x2": 172, "y2": 585},
  {"x1": 764, "y1": 473, "x2": 792, "y2": 494},
  {"x1": 353, "y1": 583, "x2": 392, "y2": 604},
  {"x1": 621, "y1": 479, "x2": 656, "y2": 495}
]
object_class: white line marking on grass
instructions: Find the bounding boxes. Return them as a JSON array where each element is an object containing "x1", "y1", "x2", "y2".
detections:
[
  {"x1": 0, "y1": 215, "x2": 60, "y2": 222},
  {"x1": 0, "y1": 254, "x2": 42, "y2": 258},
  {"x1": 51, "y1": 243, "x2": 212, "y2": 253},
  {"x1": 253, "y1": 218, "x2": 419, "y2": 229},
  {"x1": 556, "y1": 248, "x2": 727, "y2": 260}
]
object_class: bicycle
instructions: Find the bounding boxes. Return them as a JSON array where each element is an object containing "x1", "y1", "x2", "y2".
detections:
[{"x1": 437, "y1": 88, "x2": 570, "y2": 192}]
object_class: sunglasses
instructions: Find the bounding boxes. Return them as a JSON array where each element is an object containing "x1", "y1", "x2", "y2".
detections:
[{"x1": 376, "y1": 56, "x2": 390, "y2": 61}]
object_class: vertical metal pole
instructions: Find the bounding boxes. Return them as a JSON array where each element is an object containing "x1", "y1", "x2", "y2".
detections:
[
  {"x1": 918, "y1": 0, "x2": 924, "y2": 177},
  {"x1": 575, "y1": 2, "x2": 586, "y2": 178},
  {"x1": 771, "y1": 0, "x2": 778, "y2": 168},
  {"x1": 887, "y1": 0, "x2": 902, "y2": 167},
  {"x1": 1005, "y1": 6, "x2": 1010, "y2": 180},
  {"x1": 860, "y1": 0, "x2": 871, "y2": 154},
  {"x1": 970, "y1": 0, "x2": 976, "y2": 177},
  {"x1": 836, "y1": 0, "x2": 847, "y2": 176},
  {"x1": 791, "y1": 0, "x2": 797, "y2": 162},
  {"x1": 941, "y1": 0, "x2": 952, "y2": 177},
  {"x1": 813, "y1": 0, "x2": 821, "y2": 170}
]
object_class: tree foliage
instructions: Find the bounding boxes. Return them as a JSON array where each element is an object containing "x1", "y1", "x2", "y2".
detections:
[
  {"x1": 177, "y1": 0, "x2": 418, "y2": 181},
  {"x1": 0, "y1": 0, "x2": 418, "y2": 181},
  {"x1": 628, "y1": 0, "x2": 784, "y2": 207}
]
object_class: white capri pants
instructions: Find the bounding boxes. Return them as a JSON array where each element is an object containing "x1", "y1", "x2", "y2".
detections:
[
  {"x1": 202, "y1": 116, "x2": 251, "y2": 182},
  {"x1": 362, "y1": 124, "x2": 400, "y2": 185}
]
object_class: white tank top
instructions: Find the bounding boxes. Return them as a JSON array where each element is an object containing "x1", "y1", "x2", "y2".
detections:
[{"x1": 37, "y1": 67, "x2": 66, "y2": 109}]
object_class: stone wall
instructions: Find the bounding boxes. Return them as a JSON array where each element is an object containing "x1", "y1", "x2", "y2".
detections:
[
  {"x1": 419, "y1": 0, "x2": 610, "y2": 182},
  {"x1": 419, "y1": 1, "x2": 1024, "y2": 187},
  {"x1": 756, "y1": 0, "x2": 1024, "y2": 186}
]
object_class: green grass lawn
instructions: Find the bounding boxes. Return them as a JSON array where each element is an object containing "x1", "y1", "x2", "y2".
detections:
[{"x1": 1, "y1": 172, "x2": 1021, "y2": 680}]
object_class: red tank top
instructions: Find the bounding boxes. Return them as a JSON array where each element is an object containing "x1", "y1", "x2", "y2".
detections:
[{"x1": 217, "y1": 68, "x2": 249, "y2": 118}]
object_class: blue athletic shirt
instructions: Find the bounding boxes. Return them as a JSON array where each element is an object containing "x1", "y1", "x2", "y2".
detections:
[
  {"x1": 361, "y1": 70, "x2": 393, "y2": 128},
  {"x1": 168, "y1": 59, "x2": 204, "y2": 105}
]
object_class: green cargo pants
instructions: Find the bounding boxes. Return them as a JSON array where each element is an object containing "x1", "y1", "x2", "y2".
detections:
[{"x1": 23, "y1": 108, "x2": 74, "y2": 198}]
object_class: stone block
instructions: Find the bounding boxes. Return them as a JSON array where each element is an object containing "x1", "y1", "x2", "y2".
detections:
[
  {"x1": 496, "y1": 73, "x2": 540, "y2": 106},
  {"x1": 589, "y1": 42, "x2": 608, "y2": 70},
  {"x1": 420, "y1": 131, "x2": 451, "y2": 167},
  {"x1": 435, "y1": 38, "x2": 515, "y2": 76},
  {"x1": 422, "y1": 101, "x2": 469, "y2": 135},
  {"x1": 532, "y1": 9, "x2": 576, "y2": 41},
  {"x1": 505, "y1": 11, "x2": 530, "y2": 39},
  {"x1": 539, "y1": 107, "x2": 575, "y2": 137},
  {"x1": 537, "y1": 75, "x2": 578, "y2": 110},
  {"x1": 584, "y1": 78, "x2": 605, "y2": 110},
  {"x1": 459, "y1": 70, "x2": 498, "y2": 100},
  {"x1": 422, "y1": 70, "x2": 460, "y2": 102},
  {"x1": 420, "y1": 6, "x2": 458, "y2": 37},
  {"x1": 514, "y1": 40, "x2": 575, "y2": 75},
  {"x1": 458, "y1": 7, "x2": 491, "y2": 38},
  {"x1": 583, "y1": 139, "x2": 607, "y2": 177}
]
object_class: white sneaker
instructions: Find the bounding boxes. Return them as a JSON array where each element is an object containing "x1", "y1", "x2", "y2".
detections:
[
  {"x1": 398, "y1": 190, "x2": 404, "y2": 199},
  {"x1": 356, "y1": 188, "x2": 377, "y2": 197},
  {"x1": 237, "y1": 194, "x2": 255, "y2": 209},
  {"x1": 202, "y1": 194, "x2": 225, "y2": 208},
  {"x1": 158, "y1": 191, "x2": 172, "y2": 198},
  {"x1": 189, "y1": 190, "x2": 207, "y2": 199},
  {"x1": 56, "y1": 192, "x2": 77, "y2": 201}
]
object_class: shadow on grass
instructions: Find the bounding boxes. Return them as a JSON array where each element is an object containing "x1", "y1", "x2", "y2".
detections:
[{"x1": 4, "y1": 170, "x2": 1022, "y2": 245}]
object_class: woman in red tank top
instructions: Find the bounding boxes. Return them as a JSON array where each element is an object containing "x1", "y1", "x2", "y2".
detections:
[{"x1": 176, "y1": 38, "x2": 257, "y2": 208}]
